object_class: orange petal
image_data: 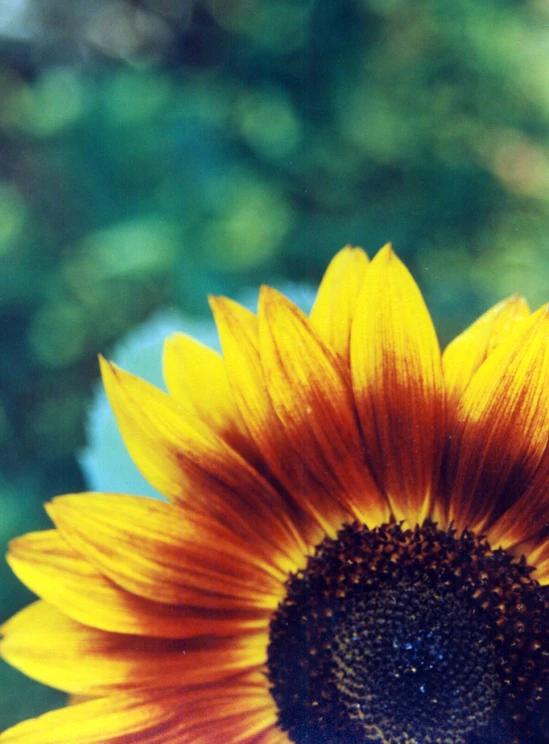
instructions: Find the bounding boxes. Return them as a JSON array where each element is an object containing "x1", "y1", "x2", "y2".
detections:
[
  {"x1": 447, "y1": 305, "x2": 549, "y2": 532},
  {"x1": 7, "y1": 530, "x2": 265, "y2": 638},
  {"x1": 1, "y1": 601, "x2": 267, "y2": 696},
  {"x1": 180, "y1": 710, "x2": 278, "y2": 744},
  {"x1": 47, "y1": 493, "x2": 286, "y2": 610},
  {"x1": 442, "y1": 295, "x2": 530, "y2": 407},
  {"x1": 309, "y1": 245, "x2": 369, "y2": 361},
  {"x1": 155, "y1": 672, "x2": 277, "y2": 744},
  {"x1": 259, "y1": 286, "x2": 388, "y2": 527},
  {"x1": 100, "y1": 357, "x2": 306, "y2": 565},
  {"x1": 169, "y1": 673, "x2": 278, "y2": 744},
  {"x1": 351, "y1": 244, "x2": 445, "y2": 524},
  {"x1": 163, "y1": 333, "x2": 248, "y2": 442}
]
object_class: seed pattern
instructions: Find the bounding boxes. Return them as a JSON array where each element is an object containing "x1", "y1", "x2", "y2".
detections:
[{"x1": 268, "y1": 521, "x2": 549, "y2": 744}]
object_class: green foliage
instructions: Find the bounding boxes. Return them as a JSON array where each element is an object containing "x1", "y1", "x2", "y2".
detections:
[{"x1": 2, "y1": 0, "x2": 549, "y2": 728}]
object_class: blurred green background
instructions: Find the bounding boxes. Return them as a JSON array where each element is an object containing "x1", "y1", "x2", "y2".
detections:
[{"x1": 2, "y1": 0, "x2": 549, "y2": 729}]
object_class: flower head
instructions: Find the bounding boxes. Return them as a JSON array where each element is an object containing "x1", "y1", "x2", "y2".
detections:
[{"x1": 3, "y1": 244, "x2": 549, "y2": 743}]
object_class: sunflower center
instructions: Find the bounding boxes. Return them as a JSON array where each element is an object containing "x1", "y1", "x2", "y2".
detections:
[{"x1": 267, "y1": 521, "x2": 549, "y2": 744}]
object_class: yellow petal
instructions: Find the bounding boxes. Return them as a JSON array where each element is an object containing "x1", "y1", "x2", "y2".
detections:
[
  {"x1": 100, "y1": 356, "x2": 235, "y2": 501},
  {"x1": 442, "y1": 295, "x2": 530, "y2": 406},
  {"x1": 0, "y1": 691, "x2": 182, "y2": 744},
  {"x1": 100, "y1": 357, "x2": 306, "y2": 564},
  {"x1": 447, "y1": 304, "x2": 549, "y2": 533},
  {"x1": 351, "y1": 244, "x2": 445, "y2": 524},
  {"x1": 163, "y1": 333, "x2": 247, "y2": 440},
  {"x1": 7, "y1": 530, "x2": 264, "y2": 638},
  {"x1": 0, "y1": 678, "x2": 278, "y2": 744},
  {"x1": 2, "y1": 602, "x2": 181, "y2": 696},
  {"x1": 309, "y1": 245, "x2": 369, "y2": 360},
  {"x1": 259, "y1": 286, "x2": 388, "y2": 528},
  {"x1": 211, "y1": 296, "x2": 346, "y2": 545},
  {"x1": 47, "y1": 493, "x2": 286, "y2": 609},
  {"x1": 1, "y1": 601, "x2": 268, "y2": 696},
  {"x1": 208, "y1": 298, "x2": 272, "y2": 453}
]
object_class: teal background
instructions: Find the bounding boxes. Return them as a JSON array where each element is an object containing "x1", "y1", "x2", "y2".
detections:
[{"x1": 2, "y1": 0, "x2": 549, "y2": 730}]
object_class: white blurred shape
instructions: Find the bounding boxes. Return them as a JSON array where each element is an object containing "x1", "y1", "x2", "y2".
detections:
[{"x1": 0, "y1": 0, "x2": 32, "y2": 38}]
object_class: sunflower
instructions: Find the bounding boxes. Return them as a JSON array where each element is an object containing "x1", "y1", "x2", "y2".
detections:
[{"x1": 2, "y1": 244, "x2": 549, "y2": 744}]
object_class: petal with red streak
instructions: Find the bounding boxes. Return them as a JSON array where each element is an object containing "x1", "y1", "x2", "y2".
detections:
[
  {"x1": 7, "y1": 530, "x2": 268, "y2": 638},
  {"x1": 47, "y1": 493, "x2": 288, "y2": 609},
  {"x1": 259, "y1": 286, "x2": 388, "y2": 528},
  {"x1": 351, "y1": 245, "x2": 445, "y2": 525},
  {"x1": 447, "y1": 305, "x2": 549, "y2": 532}
]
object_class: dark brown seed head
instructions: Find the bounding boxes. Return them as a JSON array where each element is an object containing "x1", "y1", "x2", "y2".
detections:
[{"x1": 267, "y1": 521, "x2": 549, "y2": 744}]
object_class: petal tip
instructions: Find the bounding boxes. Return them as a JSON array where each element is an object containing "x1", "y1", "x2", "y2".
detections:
[
  {"x1": 258, "y1": 284, "x2": 284, "y2": 309},
  {"x1": 98, "y1": 355, "x2": 118, "y2": 381},
  {"x1": 207, "y1": 294, "x2": 222, "y2": 314},
  {"x1": 530, "y1": 302, "x2": 549, "y2": 322},
  {"x1": 163, "y1": 333, "x2": 178, "y2": 349},
  {"x1": 6, "y1": 536, "x2": 21, "y2": 556},
  {"x1": 506, "y1": 293, "x2": 529, "y2": 310},
  {"x1": 341, "y1": 243, "x2": 365, "y2": 255},
  {"x1": 376, "y1": 242, "x2": 396, "y2": 263},
  {"x1": 208, "y1": 294, "x2": 250, "y2": 319},
  {"x1": 44, "y1": 500, "x2": 59, "y2": 524}
]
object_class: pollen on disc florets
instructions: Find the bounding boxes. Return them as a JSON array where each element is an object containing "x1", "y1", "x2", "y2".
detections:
[{"x1": 267, "y1": 521, "x2": 549, "y2": 744}]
